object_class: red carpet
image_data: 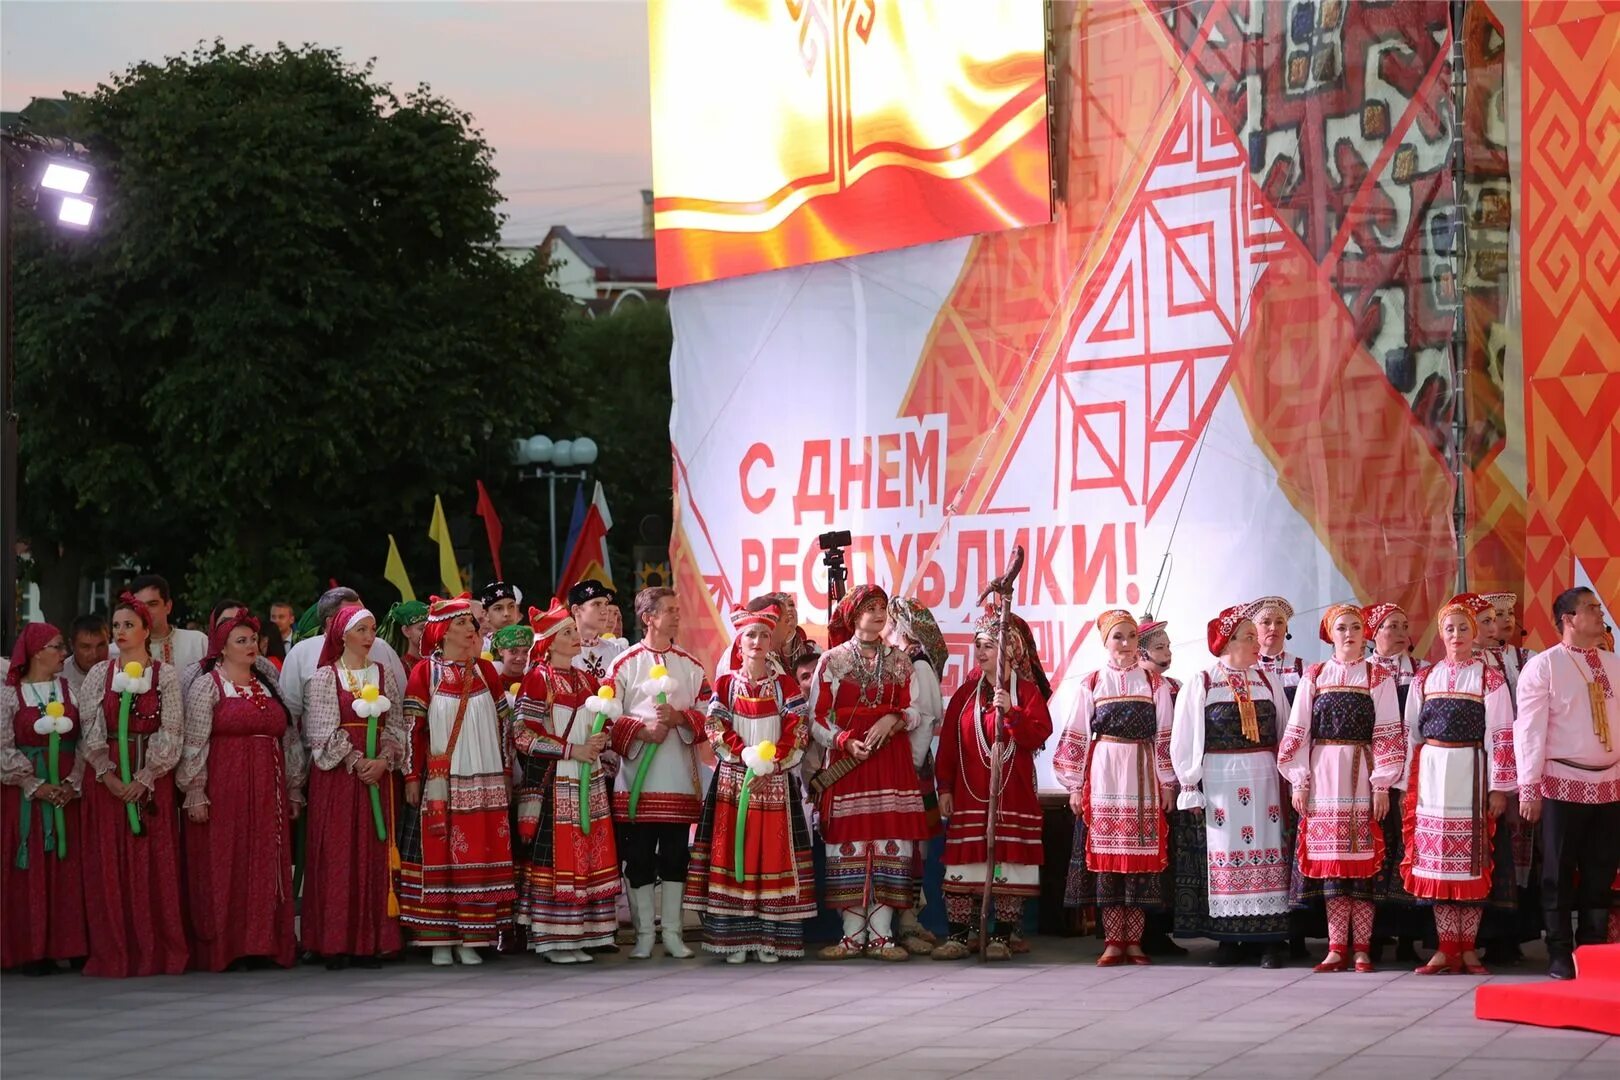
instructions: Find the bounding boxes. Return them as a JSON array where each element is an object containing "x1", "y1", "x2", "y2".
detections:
[{"x1": 1475, "y1": 944, "x2": 1620, "y2": 1036}]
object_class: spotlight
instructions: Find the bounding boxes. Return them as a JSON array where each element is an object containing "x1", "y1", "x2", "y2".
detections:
[
  {"x1": 40, "y1": 161, "x2": 91, "y2": 195},
  {"x1": 57, "y1": 195, "x2": 95, "y2": 227}
]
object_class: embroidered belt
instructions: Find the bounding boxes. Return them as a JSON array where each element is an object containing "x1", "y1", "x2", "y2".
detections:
[
  {"x1": 1425, "y1": 739, "x2": 1482, "y2": 749},
  {"x1": 1315, "y1": 738, "x2": 1371, "y2": 746},
  {"x1": 1095, "y1": 734, "x2": 1152, "y2": 745}
]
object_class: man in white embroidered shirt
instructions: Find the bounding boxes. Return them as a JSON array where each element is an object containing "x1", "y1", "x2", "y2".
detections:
[{"x1": 1514, "y1": 586, "x2": 1620, "y2": 980}]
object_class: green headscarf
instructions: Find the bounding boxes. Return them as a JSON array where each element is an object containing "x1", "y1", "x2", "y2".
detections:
[
  {"x1": 489, "y1": 623, "x2": 534, "y2": 652},
  {"x1": 379, "y1": 599, "x2": 430, "y2": 655}
]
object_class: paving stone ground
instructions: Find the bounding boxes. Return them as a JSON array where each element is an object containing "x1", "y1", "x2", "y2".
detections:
[{"x1": 2, "y1": 937, "x2": 1614, "y2": 1080}]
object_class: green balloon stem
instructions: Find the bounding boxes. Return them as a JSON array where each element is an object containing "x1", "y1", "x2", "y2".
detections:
[
  {"x1": 578, "y1": 714, "x2": 608, "y2": 835},
  {"x1": 117, "y1": 691, "x2": 141, "y2": 836},
  {"x1": 47, "y1": 731, "x2": 66, "y2": 858},
  {"x1": 733, "y1": 767, "x2": 756, "y2": 884},
  {"x1": 365, "y1": 705, "x2": 387, "y2": 842}
]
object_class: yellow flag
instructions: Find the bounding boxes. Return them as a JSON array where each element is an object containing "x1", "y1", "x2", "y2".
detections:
[
  {"x1": 383, "y1": 534, "x2": 416, "y2": 602},
  {"x1": 427, "y1": 495, "x2": 462, "y2": 596}
]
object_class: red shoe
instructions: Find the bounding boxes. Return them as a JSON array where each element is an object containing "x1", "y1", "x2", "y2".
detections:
[
  {"x1": 1128, "y1": 952, "x2": 1152, "y2": 966},
  {"x1": 1463, "y1": 961, "x2": 1489, "y2": 975},
  {"x1": 1414, "y1": 952, "x2": 1460, "y2": 975},
  {"x1": 1354, "y1": 959, "x2": 1377, "y2": 973},
  {"x1": 1096, "y1": 953, "x2": 1127, "y2": 968},
  {"x1": 1313, "y1": 956, "x2": 1349, "y2": 973}
]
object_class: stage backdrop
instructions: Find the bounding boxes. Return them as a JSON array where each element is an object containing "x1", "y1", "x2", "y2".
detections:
[{"x1": 668, "y1": 0, "x2": 1538, "y2": 790}]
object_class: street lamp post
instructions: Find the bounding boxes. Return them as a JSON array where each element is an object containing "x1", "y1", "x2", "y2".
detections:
[
  {"x1": 2, "y1": 128, "x2": 98, "y2": 650},
  {"x1": 514, "y1": 433, "x2": 599, "y2": 596}
]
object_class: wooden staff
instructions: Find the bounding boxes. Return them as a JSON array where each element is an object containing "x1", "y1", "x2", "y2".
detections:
[{"x1": 975, "y1": 544, "x2": 1025, "y2": 960}]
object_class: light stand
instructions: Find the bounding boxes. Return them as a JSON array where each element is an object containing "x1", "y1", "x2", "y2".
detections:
[
  {"x1": 1, "y1": 128, "x2": 97, "y2": 650},
  {"x1": 514, "y1": 433, "x2": 599, "y2": 595}
]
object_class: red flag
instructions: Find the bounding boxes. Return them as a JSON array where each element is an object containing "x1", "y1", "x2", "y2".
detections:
[
  {"x1": 555, "y1": 481, "x2": 614, "y2": 602},
  {"x1": 475, "y1": 480, "x2": 504, "y2": 581}
]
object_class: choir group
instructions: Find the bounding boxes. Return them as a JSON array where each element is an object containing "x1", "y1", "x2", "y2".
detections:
[{"x1": 3, "y1": 572, "x2": 1617, "y2": 981}]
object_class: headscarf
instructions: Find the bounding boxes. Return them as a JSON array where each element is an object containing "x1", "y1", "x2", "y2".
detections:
[
  {"x1": 1095, "y1": 609, "x2": 1137, "y2": 642},
  {"x1": 528, "y1": 600, "x2": 575, "y2": 644},
  {"x1": 1208, "y1": 603, "x2": 1257, "y2": 656},
  {"x1": 380, "y1": 599, "x2": 429, "y2": 655},
  {"x1": 827, "y1": 584, "x2": 887, "y2": 649},
  {"x1": 1361, "y1": 602, "x2": 1405, "y2": 638},
  {"x1": 888, "y1": 597, "x2": 948, "y2": 678},
  {"x1": 207, "y1": 609, "x2": 262, "y2": 662},
  {"x1": 1438, "y1": 592, "x2": 1489, "y2": 635},
  {"x1": 1318, "y1": 602, "x2": 1363, "y2": 644},
  {"x1": 113, "y1": 590, "x2": 152, "y2": 630},
  {"x1": 317, "y1": 605, "x2": 374, "y2": 669},
  {"x1": 422, "y1": 594, "x2": 473, "y2": 656},
  {"x1": 730, "y1": 604, "x2": 780, "y2": 633},
  {"x1": 490, "y1": 623, "x2": 534, "y2": 652},
  {"x1": 972, "y1": 605, "x2": 1051, "y2": 701},
  {"x1": 1250, "y1": 596, "x2": 1295, "y2": 620},
  {"x1": 6, "y1": 622, "x2": 61, "y2": 688},
  {"x1": 1137, "y1": 615, "x2": 1168, "y2": 662}
]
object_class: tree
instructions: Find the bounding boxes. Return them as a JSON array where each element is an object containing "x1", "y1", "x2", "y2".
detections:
[
  {"x1": 14, "y1": 42, "x2": 570, "y2": 622},
  {"x1": 551, "y1": 302, "x2": 674, "y2": 593}
]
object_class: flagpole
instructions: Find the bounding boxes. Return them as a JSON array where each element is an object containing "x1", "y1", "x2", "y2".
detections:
[{"x1": 548, "y1": 472, "x2": 559, "y2": 593}]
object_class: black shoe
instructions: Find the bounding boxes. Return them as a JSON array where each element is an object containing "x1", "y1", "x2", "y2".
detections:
[
  {"x1": 1489, "y1": 939, "x2": 1524, "y2": 966},
  {"x1": 1259, "y1": 944, "x2": 1287, "y2": 969},
  {"x1": 1142, "y1": 932, "x2": 1188, "y2": 957},
  {"x1": 351, "y1": 955, "x2": 384, "y2": 970},
  {"x1": 1548, "y1": 950, "x2": 1576, "y2": 980},
  {"x1": 18, "y1": 960, "x2": 54, "y2": 977},
  {"x1": 1289, "y1": 938, "x2": 1309, "y2": 960},
  {"x1": 1209, "y1": 942, "x2": 1245, "y2": 966},
  {"x1": 324, "y1": 955, "x2": 351, "y2": 971},
  {"x1": 1577, "y1": 909, "x2": 1609, "y2": 948}
]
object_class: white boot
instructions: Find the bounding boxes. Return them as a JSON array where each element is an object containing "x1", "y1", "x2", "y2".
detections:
[
  {"x1": 544, "y1": 949, "x2": 580, "y2": 965},
  {"x1": 430, "y1": 946, "x2": 454, "y2": 966},
  {"x1": 455, "y1": 946, "x2": 483, "y2": 965},
  {"x1": 660, "y1": 883, "x2": 694, "y2": 958},
  {"x1": 725, "y1": 950, "x2": 748, "y2": 964},
  {"x1": 629, "y1": 885, "x2": 657, "y2": 960},
  {"x1": 757, "y1": 948, "x2": 780, "y2": 964},
  {"x1": 568, "y1": 949, "x2": 594, "y2": 963}
]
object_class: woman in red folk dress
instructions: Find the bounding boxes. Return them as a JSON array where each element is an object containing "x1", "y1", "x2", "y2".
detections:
[
  {"x1": 686, "y1": 605, "x2": 815, "y2": 962},
  {"x1": 812, "y1": 585, "x2": 931, "y2": 961},
  {"x1": 178, "y1": 610, "x2": 305, "y2": 971},
  {"x1": 1278, "y1": 603, "x2": 1406, "y2": 974},
  {"x1": 512, "y1": 600, "x2": 622, "y2": 963},
  {"x1": 398, "y1": 595, "x2": 516, "y2": 966},
  {"x1": 1, "y1": 624, "x2": 90, "y2": 973},
  {"x1": 932, "y1": 608, "x2": 1053, "y2": 961},
  {"x1": 1402, "y1": 595, "x2": 1517, "y2": 974},
  {"x1": 1057, "y1": 610, "x2": 1176, "y2": 966},
  {"x1": 77, "y1": 593, "x2": 188, "y2": 977},
  {"x1": 302, "y1": 604, "x2": 408, "y2": 968}
]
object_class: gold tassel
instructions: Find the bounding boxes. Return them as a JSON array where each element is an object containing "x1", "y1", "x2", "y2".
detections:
[
  {"x1": 1590, "y1": 681, "x2": 1611, "y2": 752},
  {"x1": 1238, "y1": 694, "x2": 1259, "y2": 743},
  {"x1": 386, "y1": 775, "x2": 402, "y2": 917}
]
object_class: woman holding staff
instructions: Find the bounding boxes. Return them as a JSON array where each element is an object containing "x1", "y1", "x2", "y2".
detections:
[
  {"x1": 1, "y1": 624, "x2": 90, "y2": 973},
  {"x1": 302, "y1": 604, "x2": 408, "y2": 968},
  {"x1": 78, "y1": 593, "x2": 187, "y2": 977}
]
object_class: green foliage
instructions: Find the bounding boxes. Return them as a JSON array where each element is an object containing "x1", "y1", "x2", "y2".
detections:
[
  {"x1": 552, "y1": 302, "x2": 674, "y2": 586},
  {"x1": 14, "y1": 41, "x2": 571, "y2": 620}
]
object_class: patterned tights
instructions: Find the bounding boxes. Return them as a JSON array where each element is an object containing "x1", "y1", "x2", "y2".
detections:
[
  {"x1": 944, "y1": 894, "x2": 1023, "y2": 939},
  {"x1": 1101, "y1": 906, "x2": 1145, "y2": 948},
  {"x1": 1324, "y1": 897, "x2": 1376, "y2": 954},
  {"x1": 1432, "y1": 904, "x2": 1483, "y2": 955}
]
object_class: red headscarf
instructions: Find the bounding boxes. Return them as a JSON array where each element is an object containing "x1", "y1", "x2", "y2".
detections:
[
  {"x1": 827, "y1": 585, "x2": 887, "y2": 649},
  {"x1": 422, "y1": 594, "x2": 473, "y2": 657},
  {"x1": 1208, "y1": 603, "x2": 1257, "y2": 656},
  {"x1": 113, "y1": 590, "x2": 151, "y2": 630},
  {"x1": 207, "y1": 609, "x2": 261, "y2": 661},
  {"x1": 1438, "y1": 593, "x2": 1489, "y2": 635},
  {"x1": 5, "y1": 622, "x2": 61, "y2": 688},
  {"x1": 1361, "y1": 602, "x2": 1405, "y2": 637},
  {"x1": 318, "y1": 604, "x2": 374, "y2": 669}
]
